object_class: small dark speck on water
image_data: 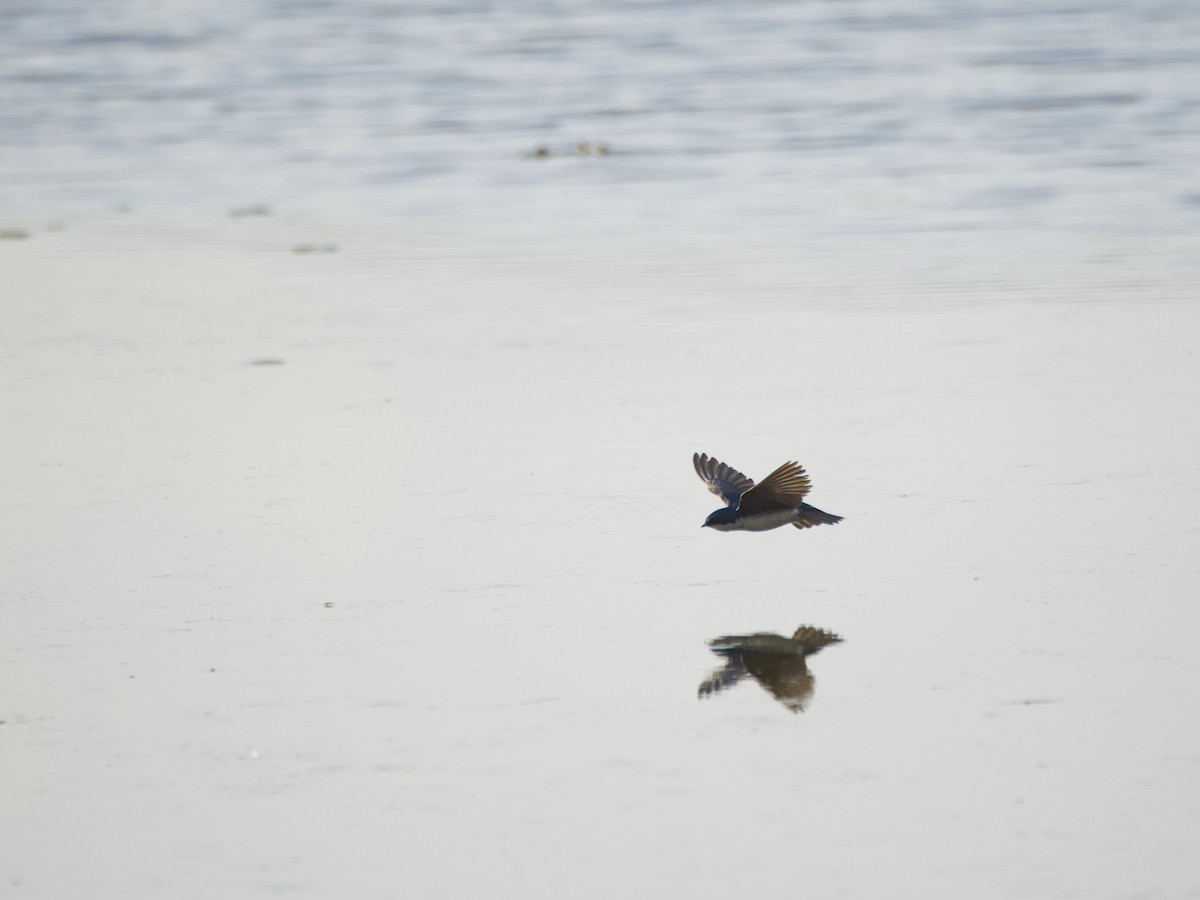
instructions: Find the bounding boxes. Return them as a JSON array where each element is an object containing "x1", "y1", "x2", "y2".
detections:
[
  {"x1": 291, "y1": 243, "x2": 338, "y2": 254},
  {"x1": 523, "y1": 140, "x2": 611, "y2": 159},
  {"x1": 247, "y1": 358, "x2": 285, "y2": 366},
  {"x1": 0, "y1": 229, "x2": 30, "y2": 240}
]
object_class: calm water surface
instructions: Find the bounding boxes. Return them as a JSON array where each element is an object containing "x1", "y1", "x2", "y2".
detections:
[
  {"x1": 3, "y1": 2, "x2": 1200, "y2": 899},
  {"x1": 3, "y1": 0, "x2": 1199, "y2": 272}
]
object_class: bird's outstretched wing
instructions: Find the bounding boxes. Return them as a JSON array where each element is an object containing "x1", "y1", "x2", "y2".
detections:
[
  {"x1": 735, "y1": 461, "x2": 812, "y2": 515},
  {"x1": 693, "y1": 453, "x2": 755, "y2": 508},
  {"x1": 697, "y1": 653, "x2": 747, "y2": 697}
]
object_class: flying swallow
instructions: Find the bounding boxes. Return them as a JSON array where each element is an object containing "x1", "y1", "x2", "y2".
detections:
[
  {"x1": 698, "y1": 625, "x2": 843, "y2": 713},
  {"x1": 693, "y1": 452, "x2": 843, "y2": 531}
]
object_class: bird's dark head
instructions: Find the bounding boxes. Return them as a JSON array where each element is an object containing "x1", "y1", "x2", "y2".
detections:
[{"x1": 702, "y1": 507, "x2": 738, "y2": 530}]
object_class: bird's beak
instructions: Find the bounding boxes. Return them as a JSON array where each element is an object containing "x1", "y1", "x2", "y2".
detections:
[{"x1": 700, "y1": 522, "x2": 708, "y2": 528}]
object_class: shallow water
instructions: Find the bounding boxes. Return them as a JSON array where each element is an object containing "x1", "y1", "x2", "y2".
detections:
[
  {"x1": 4, "y1": 220, "x2": 1199, "y2": 898},
  {"x1": 2, "y1": 2, "x2": 1200, "y2": 898},
  {"x1": 3, "y1": 0, "x2": 1200, "y2": 272}
]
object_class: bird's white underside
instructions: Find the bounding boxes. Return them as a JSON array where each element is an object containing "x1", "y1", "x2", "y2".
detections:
[{"x1": 707, "y1": 509, "x2": 800, "y2": 532}]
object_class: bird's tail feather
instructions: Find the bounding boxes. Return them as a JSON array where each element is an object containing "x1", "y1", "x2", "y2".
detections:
[
  {"x1": 790, "y1": 626, "x2": 843, "y2": 653},
  {"x1": 792, "y1": 503, "x2": 843, "y2": 528}
]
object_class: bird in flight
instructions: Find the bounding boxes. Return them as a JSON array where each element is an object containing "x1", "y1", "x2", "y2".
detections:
[
  {"x1": 693, "y1": 452, "x2": 842, "y2": 531},
  {"x1": 698, "y1": 625, "x2": 843, "y2": 713}
]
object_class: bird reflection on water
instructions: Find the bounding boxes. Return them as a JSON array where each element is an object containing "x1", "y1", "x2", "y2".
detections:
[{"x1": 698, "y1": 626, "x2": 842, "y2": 714}]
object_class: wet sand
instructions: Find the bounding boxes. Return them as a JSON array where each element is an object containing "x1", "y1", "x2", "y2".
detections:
[{"x1": 2, "y1": 217, "x2": 1199, "y2": 898}]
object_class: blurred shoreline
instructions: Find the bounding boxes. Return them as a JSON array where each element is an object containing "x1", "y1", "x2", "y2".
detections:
[{"x1": 3, "y1": 210, "x2": 1197, "y2": 313}]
